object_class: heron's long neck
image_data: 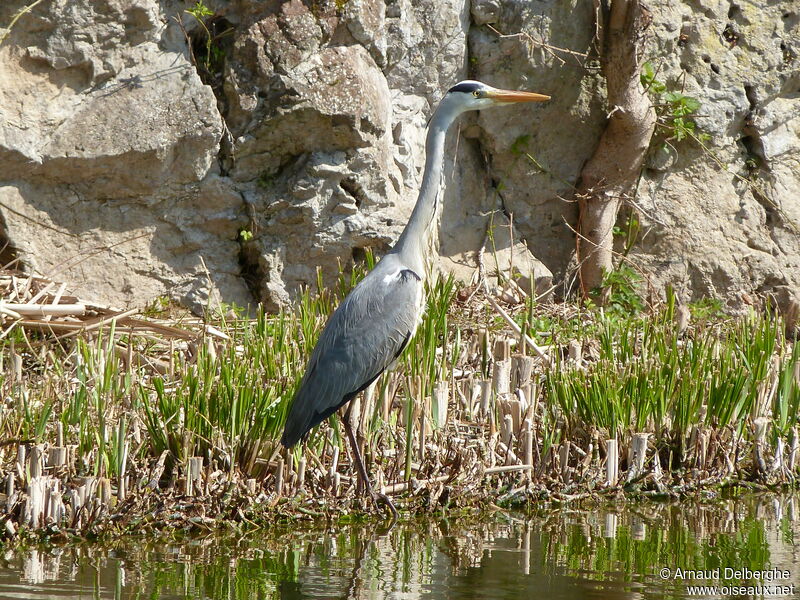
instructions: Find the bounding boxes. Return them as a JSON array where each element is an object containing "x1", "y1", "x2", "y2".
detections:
[{"x1": 392, "y1": 106, "x2": 459, "y2": 273}]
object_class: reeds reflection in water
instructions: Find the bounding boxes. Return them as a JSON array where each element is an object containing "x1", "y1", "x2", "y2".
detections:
[{"x1": 2, "y1": 493, "x2": 800, "y2": 599}]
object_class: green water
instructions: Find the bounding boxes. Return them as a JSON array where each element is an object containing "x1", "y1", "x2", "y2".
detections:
[{"x1": 1, "y1": 494, "x2": 799, "y2": 599}]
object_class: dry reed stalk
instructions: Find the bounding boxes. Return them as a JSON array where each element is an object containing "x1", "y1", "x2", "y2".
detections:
[
  {"x1": 606, "y1": 438, "x2": 618, "y2": 486},
  {"x1": 789, "y1": 428, "x2": 799, "y2": 472},
  {"x1": 24, "y1": 477, "x2": 46, "y2": 528},
  {"x1": 349, "y1": 394, "x2": 362, "y2": 439},
  {"x1": 753, "y1": 417, "x2": 769, "y2": 474},
  {"x1": 275, "y1": 458, "x2": 284, "y2": 497},
  {"x1": 698, "y1": 430, "x2": 709, "y2": 472},
  {"x1": 117, "y1": 440, "x2": 129, "y2": 501},
  {"x1": 484, "y1": 464, "x2": 532, "y2": 475},
  {"x1": 433, "y1": 383, "x2": 448, "y2": 429},
  {"x1": 383, "y1": 473, "x2": 451, "y2": 494},
  {"x1": 360, "y1": 382, "x2": 375, "y2": 435},
  {"x1": 772, "y1": 437, "x2": 785, "y2": 476},
  {"x1": 653, "y1": 445, "x2": 663, "y2": 482},
  {"x1": 5, "y1": 472, "x2": 15, "y2": 510},
  {"x1": 380, "y1": 381, "x2": 391, "y2": 423},
  {"x1": 113, "y1": 344, "x2": 170, "y2": 375},
  {"x1": 604, "y1": 513, "x2": 618, "y2": 539},
  {"x1": 328, "y1": 445, "x2": 339, "y2": 489},
  {"x1": 456, "y1": 378, "x2": 471, "y2": 416},
  {"x1": 494, "y1": 338, "x2": 511, "y2": 361},
  {"x1": 46, "y1": 447, "x2": 67, "y2": 468},
  {"x1": 493, "y1": 359, "x2": 511, "y2": 397},
  {"x1": 478, "y1": 327, "x2": 489, "y2": 357},
  {"x1": 297, "y1": 456, "x2": 306, "y2": 490},
  {"x1": 26, "y1": 281, "x2": 55, "y2": 305},
  {"x1": 484, "y1": 293, "x2": 551, "y2": 366},
  {"x1": 497, "y1": 441, "x2": 521, "y2": 465},
  {"x1": 507, "y1": 399, "x2": 522, "y2": 436},
  {"x1": 628, "y1": 433, "x2": 649, "y2": 479},
  {"x1": 10, "y1": 352, "x2": 22, "y2": 384},
  {"x1": 98, "y1": 478, "x2": 111, "y2": 508},
  {"x1": 0, "y1": 302, "x2": 86, "y2": 317},
  {"x1": 785, "y1": 296, "x2": 799, "y2": 339},
  {"x1": 147, "y1": 451, "x2": 168, "y2": 489},
  {"x1": 27, "y1": 445, "x2": 43, "y2": 480},
  {"x1": 511, "y1": 354, "x2": 535, "y2": 390},
  {"x1": 559, "y1": 442, "x2": 570, "y2": 480},
  {"x1": 478, "y1": 380, "x2": 492, "y2": 419},
  {"x1": 523, "y1": 419, "x2": 533, "y2": 472},
  {"x1": 500, "y1": 414, "x2": 513, "y2": 447}
]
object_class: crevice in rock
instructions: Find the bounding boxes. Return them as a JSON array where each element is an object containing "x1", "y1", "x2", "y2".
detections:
[
  {"x1": 722, "y1": 23, "x2": 740, "y2": 47},
  {"x1": 236, "y1": 197, "x2": 264, "y2": 302},
  {"x1": 183, "y1": 13, "x2": 237, "y2": 174},
  {"x1": 238, "y1": 242, "x2": 266, "y2": 304},
  {"x1": 780, "y1": 41, "x2": 796, "y2": 65},
  {"x1": 339, "y1": 177, "x2": 368, "y2": 208},
  {"x1": 0, "y1": 234, "x2": 22, "y2": 270},
  {"x1": 740, "y1": 84, "x2": 779, "y2": 229},
  {"x1": 741, "y1": 84, "x2": 768, "y2": 172},
  {"x1": 351, "y1": 246, "x2": 369, "y2": 264}
]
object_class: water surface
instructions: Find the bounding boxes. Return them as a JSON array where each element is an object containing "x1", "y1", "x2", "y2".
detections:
[{"x1": 2, "y1": 493, "x2": 799, "y2": 599}]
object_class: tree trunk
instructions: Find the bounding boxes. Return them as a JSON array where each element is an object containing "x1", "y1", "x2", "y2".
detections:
[{"x1": 576, "y1": 0, "x2": 657, "y2": 299}]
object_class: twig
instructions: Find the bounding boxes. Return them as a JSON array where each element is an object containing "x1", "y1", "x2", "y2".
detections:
[
  {"x1": 0, "y1": 0, "x2": 48, "y2": 45},
  {"x1": 483, "y1": 292, "x2": 551, "y2": 367}
]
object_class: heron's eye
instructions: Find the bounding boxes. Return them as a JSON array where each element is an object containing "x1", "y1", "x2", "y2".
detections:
[{"x1": 472, "y1": 90, "x2": 480, "y2": 97}]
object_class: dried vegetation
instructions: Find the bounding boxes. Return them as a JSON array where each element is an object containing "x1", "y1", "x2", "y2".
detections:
[{"x1": 0, "y1": 263, "x2": 799, "y2": 541}]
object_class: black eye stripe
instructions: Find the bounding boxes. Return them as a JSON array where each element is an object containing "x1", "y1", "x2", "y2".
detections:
[{"x1": 448, "y1": 82, "x2": 482, "y2": 94}]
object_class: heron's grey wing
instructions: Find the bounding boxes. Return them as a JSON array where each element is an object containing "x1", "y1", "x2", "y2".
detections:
[{"x1": 281, "y1": 267, "x2": 424, "y2": 447}]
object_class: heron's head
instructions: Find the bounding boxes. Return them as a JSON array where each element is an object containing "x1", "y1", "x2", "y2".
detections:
[{"x1": 444, "y1": 80, "x2": 550, "y2": 113}]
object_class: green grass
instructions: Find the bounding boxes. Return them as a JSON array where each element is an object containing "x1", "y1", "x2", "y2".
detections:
[
  {"x1": 0, "y1": 253, "x2": 464, "y2": 488},
  {"x1": 543, "y1": 306, "x2": 798, "y2": 466},
  {"x1": 2, "y1": 251, "x2": 799, "y2": 515}
]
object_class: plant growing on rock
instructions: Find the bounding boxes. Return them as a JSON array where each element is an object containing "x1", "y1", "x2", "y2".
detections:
[
  {"x1": 180, "y1": 0, "x2": 231, "y2": 86},
  {"x1": 641, "y1": 61, "x2": 709, "y2": 146}
]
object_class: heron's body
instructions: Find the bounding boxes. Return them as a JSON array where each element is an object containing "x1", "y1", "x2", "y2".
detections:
[
  {"x1": 280, "y1": 80, "x2": 549, "y2": 515},
  {"x1": 281, "y1": 254, "x2": 425, "y2": 447}
]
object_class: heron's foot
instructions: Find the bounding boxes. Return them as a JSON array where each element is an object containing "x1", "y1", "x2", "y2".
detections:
[{"x1": 371, "y1": 491, "x2": 399, "y2": 523}]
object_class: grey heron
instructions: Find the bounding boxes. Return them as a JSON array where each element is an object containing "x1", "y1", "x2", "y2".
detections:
[{"x1": 281, "y1": 80, "x2": 550, "y2": 518}]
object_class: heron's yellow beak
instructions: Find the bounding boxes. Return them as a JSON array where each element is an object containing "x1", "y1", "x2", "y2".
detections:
[{"x1": 485, "y1": 89, "x2": 550, "y2": 103}]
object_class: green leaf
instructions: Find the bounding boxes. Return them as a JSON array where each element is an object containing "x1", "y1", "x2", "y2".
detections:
[
  {"x1": 186, "y1": 1, "x2": 213, "y2": 19},
  {"x1": 682, "y1": 96, "x2": 701, "y2": 113}
]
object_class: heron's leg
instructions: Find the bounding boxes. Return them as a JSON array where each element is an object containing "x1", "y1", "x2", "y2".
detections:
[{"x1": 342, "y1": 408, "x2": 399, "y2": 522}]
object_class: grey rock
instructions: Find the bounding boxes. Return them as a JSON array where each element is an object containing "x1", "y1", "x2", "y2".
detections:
[
  {"x1": 628, "y1": 0, "x2": 800, "y2": 308},
  {"x1": 343, "y1": 0, "x2": 387, "y2": 67},
  {"x1": 467, "y1": 0, "x2": 604, "y2": 282},
  {"x1": 471, "y1": 0, "x2": 502, "y2": 26},
  {"x1": 0, "y1": 0, "x2": 250, "y2": 310},
  {"x1": 0, "y1": 0, "x2": 797, "y2": 313}
]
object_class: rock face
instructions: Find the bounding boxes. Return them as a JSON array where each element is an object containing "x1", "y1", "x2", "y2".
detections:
[
  {"x1": 631, "y1": 1, "x2": 800, "y2": 308},
  {"x1": 0, "y1": 0, "x2": 798, "y2": 310},
  {"x1": 0, "y1": 0, "x2": 250, "y2": 309}
]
